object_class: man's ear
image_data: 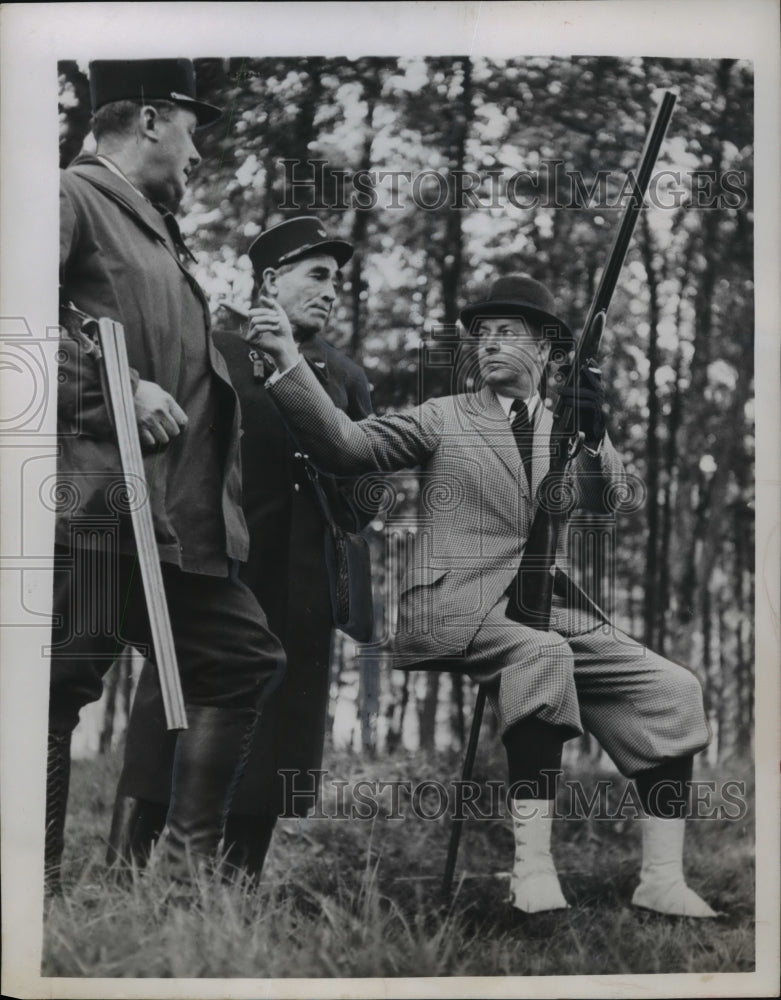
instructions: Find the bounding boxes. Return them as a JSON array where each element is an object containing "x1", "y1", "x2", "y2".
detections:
[
  {"x1": 262, "y1": 267, "x2": 279, "y2": 298},
  {"x1": 139, "y1": 105, "x2": 161, "y2": 141}
]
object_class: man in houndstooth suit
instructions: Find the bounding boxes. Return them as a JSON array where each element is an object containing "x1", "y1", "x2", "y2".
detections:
[{"x1": 249, "y1": 273, "x2": 717, "y2": 918}]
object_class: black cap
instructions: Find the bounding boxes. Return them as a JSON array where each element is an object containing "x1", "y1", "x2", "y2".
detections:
[
  {"x1": 459, "y1": 273, "x2": 573, "y2": 347},
  {"x1": 248, "y1": 217, "x2": 353, "y2": 277},
  {"x1": 89, "y1": 59, "x2": 222, "y2": 128}
]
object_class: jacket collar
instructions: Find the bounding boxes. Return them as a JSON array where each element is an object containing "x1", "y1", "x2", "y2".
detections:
[
  {"x1": 69, "y1": 156, "x2": 208, "y2": 312},
  {"x1": 457, "y1": 387, "x2": 551, "y2": 499},
  {"x1": 299, "y1": 334, "x2": 330, "y2": 385},
  {"x1": 70, "y1": 156, "x2": 174, "y2": 248}
]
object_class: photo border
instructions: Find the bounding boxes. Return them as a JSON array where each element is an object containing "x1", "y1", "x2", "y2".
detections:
[{"x1": 1, "y1": 2, "x2": 778, "y2": 997}]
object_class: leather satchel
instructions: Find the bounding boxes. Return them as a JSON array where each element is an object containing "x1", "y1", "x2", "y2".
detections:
[{"x1": 306, "y1": 463, "x2": 374, "y2": 642}]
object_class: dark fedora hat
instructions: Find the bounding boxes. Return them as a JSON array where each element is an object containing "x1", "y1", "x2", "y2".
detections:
[
  {"x1": 460, "y1": 273, "x2": 573, "y2": 347},
  {"x1": 248, "y1": 217, "x2": 353, "y2": 276},
  {"x1": 89, "y1": 59, "x2": 222, "y2": 128}
]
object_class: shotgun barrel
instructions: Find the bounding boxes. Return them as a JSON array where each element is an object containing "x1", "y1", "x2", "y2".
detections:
[
  {"x1": 506, "y1": 91, "x2": 677, "y2": 627},
  {"x1": 97, "y1": 318, "x2": 188, "y2": 730}
]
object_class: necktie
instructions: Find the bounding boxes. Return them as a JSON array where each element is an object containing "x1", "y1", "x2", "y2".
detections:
[{"x1": 510, "y1": 399, "x2": 534, "y2": 488}]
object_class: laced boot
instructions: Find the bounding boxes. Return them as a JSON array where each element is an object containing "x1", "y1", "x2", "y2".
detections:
[{"x1": 44, "y1": 731, "x2": 72, "y2": 895}]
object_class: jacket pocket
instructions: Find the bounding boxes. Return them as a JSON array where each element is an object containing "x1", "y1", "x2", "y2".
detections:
[{"x1": 400, "y1": 565, "x2": 450, "y2": 594}]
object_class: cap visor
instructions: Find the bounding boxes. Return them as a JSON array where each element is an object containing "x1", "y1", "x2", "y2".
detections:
[
  {"x1": 281, "y1": 239, "x2": 354, "y2": 269},
  {"x1": 171, "y1": 95, "x2": 223, "y2": 128}
]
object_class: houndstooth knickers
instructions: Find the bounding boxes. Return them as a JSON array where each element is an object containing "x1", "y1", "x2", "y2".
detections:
[{"x1": 465, "y1": 594, "x2": 711, "y2": 776}]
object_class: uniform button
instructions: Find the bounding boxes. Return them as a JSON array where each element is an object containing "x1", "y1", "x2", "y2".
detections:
[
  {"x1": 294, "y1": 452, "x2": 302, "y2": 459},
  {"x1": 294, "y1": 483, "x2": 300, "y2": 492}
]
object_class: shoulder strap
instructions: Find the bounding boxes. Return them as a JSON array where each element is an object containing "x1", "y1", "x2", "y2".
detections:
[{"x1": 303, "y1": 460, "x2": 337, "y2": 528}]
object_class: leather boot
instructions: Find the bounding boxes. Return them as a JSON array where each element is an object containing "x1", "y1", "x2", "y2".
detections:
[
  {"x1": 157, "y1": 704, "x2": 257, "y2": 881},
  {"x1": 44, "y1": 730, "x2": 72, "y2": 895},
  {"x1": 508, "y1": 799, "x2": 569, "y2": 913},
  {"x1": 106, "y1": 795, "x2": 168, "y2": 872},
  {"x1": 222, "y1": 812, "x2": 278, "y2": 882}
]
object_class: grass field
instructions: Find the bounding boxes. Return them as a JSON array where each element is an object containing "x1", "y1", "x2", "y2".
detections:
[{"x1": 42, "y1": 745, "x2": 755, "y2": 979}]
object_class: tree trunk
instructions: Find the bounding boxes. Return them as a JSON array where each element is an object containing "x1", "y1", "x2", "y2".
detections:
[
  {"x1": 98, "y1": 659, "x2": 120, "y2": 755},
  {"x1": 700, "y1": 584, "x2": 713, "y2": 747},
  {"x1": 656, "y1": 349, "x2": 681, "y2": 655},
  {"x1": 451, "y1": 673, "x2": 465, "y2": 749},
  {"x1": 397, "y1": 670, "x2": 411, "y2": 752},
  {"x1": 656, "y1": 247, "x2": 692, "y2": 654},
  {"x1": 98, "y1": 646, "x2": 134, "y2": 754},
  {"x1": 715, "y1": 597, "x2": 727, "y2": 762},
  {"x1": 359, "y1": 659, "x2": 379, "y2": 759},
  {"x1": 326, "y1": 629, "x2": 343, "y2": 744},
  {"x1": 350, "y1": 66, "x2": 382, "y2": 359},
  {"x1": 418, "y1": 671, "x2": 441, "y2": 751},
  {"x1": 731, "y1": 470, "x2": 754, "y2": 758},
  {"x1": 284, "y1": 58, "x2": 325, "y2": 214},
  {"x1": 385, "y1": 669, "x2": 409, "y2": 754},
  {"x1": 676, "y1": 60, "x2": 735, "y2": 633},
  {"x1": 122, "y1": 653, "x2": 135, "y2": 732},
  {"x1": 440, "y1": 58, "x2": 472, "y2": 326}
]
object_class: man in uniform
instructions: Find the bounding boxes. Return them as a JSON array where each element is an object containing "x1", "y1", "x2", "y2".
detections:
[
  {"x1": 49, "y1": 59, "x2": 285, "y2": 889},
  {"x1": 244, "y1": 272, "x2": 717, "y2": 918},
  {"x1": 107, "y1": 219, "x2": 373, "y2": 880}
]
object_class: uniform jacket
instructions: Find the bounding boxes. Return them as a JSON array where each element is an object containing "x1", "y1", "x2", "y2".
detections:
[
  {"x1": 120, "y1": 329, "x2": 374, "y2": 816},
  {"x1": 58, "y1": 157, "x2": 248, "y2": 574},
  {"x1": 216, "y1": 329, "x2": 374, "y2": 813},
  {"x1": 269, "y1": 360, "x2": 626, "y2": 664},
  {"x1": 217, "y1": 329, "x2": 375, "y2": 580}
]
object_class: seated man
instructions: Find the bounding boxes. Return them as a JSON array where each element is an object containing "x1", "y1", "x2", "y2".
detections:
[{"x1": 246, "y1": 272, "x2": 716, "y2": 918}]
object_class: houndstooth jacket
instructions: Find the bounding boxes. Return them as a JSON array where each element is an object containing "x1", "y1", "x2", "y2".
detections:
[{"x1": 268, "y1": 359, "x2": 626, "y2": 665}]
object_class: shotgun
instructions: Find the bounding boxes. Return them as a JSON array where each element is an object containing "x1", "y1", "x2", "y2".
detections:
[
  {"x1": 506, "y1": 90, "x2": 677, "y2": 627},
  {"x1": 60, "y1": 305, "x2": 187, "y2": 729},
  {"x1": 96, "y1": 317, "x2": 187, "y2": 729}
]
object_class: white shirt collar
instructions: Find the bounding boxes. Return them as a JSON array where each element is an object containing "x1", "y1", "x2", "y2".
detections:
[
  {"x1": 495, "y1": 391, "x2": 542, "y2": 422},
  {"x1": 96, "y1": 155, "x2": 149, "y2": 202}
]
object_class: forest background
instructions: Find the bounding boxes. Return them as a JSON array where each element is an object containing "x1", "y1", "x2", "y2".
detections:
[
  {"x1": 16, "y1": 43, "x2": 764, "y2": 985},
  {"x1": 58, "y1": 53, "x2": 755, "y2": 766}
]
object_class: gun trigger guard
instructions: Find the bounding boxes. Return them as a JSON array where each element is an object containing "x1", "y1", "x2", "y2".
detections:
[{"x1": 568, "y1": 431, "x2": 585, "y2": 461}]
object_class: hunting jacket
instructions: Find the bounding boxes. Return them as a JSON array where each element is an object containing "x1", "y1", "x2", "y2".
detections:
[
  {"x1": 268, "y1": 359, "x2": 627, "y2": 663},
  {"x1": 57, "y1": 157, "x2": 248, "y2": 574}
]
